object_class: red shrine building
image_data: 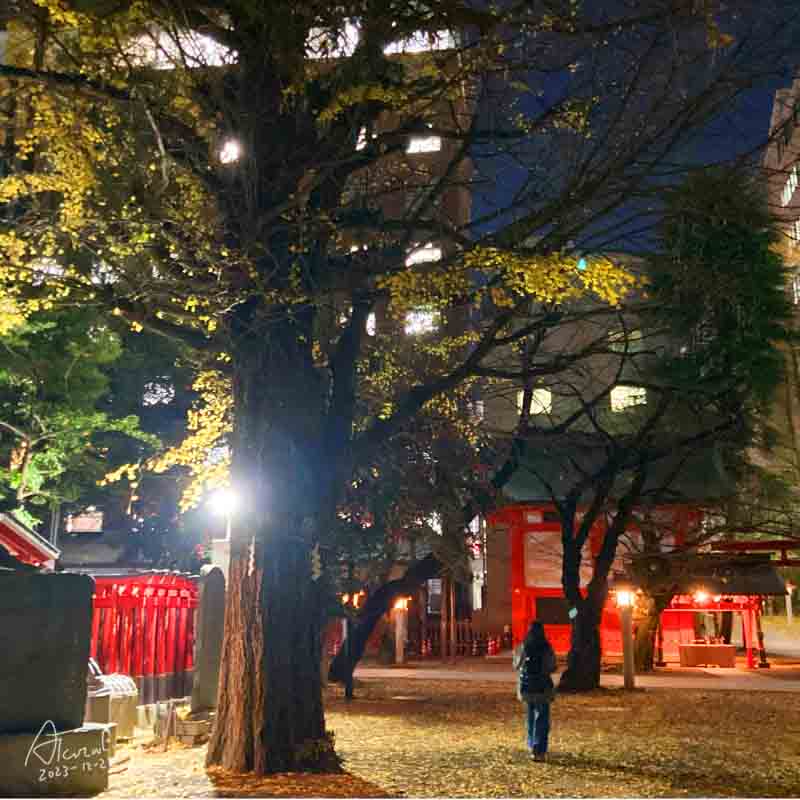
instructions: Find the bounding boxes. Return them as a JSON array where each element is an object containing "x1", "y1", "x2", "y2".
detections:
[
  {"x1": 462, "y1": 419, "x2": 789, "y2": 668},
  {"x1": 480, "y1": 502, "x2": 785, "y2": 667}
]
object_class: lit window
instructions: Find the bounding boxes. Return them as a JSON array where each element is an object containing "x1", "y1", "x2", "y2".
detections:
[
  {"x1": 143, "y1": 380, "x2": 175, "y2": 406},
  {"x1": 407, "y1": 135, "x2": 442, "y2": 154},
  {"x1": 355, "y1": 127, "x2": 377, "y2": 152},
  {"x1": 31, "y1": 258, "x2": 63, "y2": 286},
  {"x1": 516, "y1": 388, "x2": 552, "y2": 415},
  {"x1": 404, "y1": 308, "x2": 439, "y2": 335},
  {"x1": 782, "y1": 163, "x2": 799, "y2": 207},
  {"x1": 792, "y1": 271, "x2": 800, "y2": 306},
  {"x1": 468, "y1": 400, "x2": 485, "y2": 422},
  {"x1": 610, "y1": 386, "x2": 647, "y2": 412},
  {"x1": 205, "y1": 445, "x2": 230, "y2": 466},
  {"x1": 608, "y1": 328, "x2": 643, "y2": 352},
  {"x1": 405, "y1": 243, "x2": 442, "y2": 266},
  {"x1": 366, "y1": 312, "x2": 377, "y2": 336},
  {"x1": 129, "y1": 28, "x2": 235, "y2": 69},
  {"x1": 426, "y1": 512, "x2": 443, "y2": 535},
  {"x1": 90, "y1": 262, "x2": 117, "y2": 285},
  {"x1": 219, "y1": 138, "x2": 242, "y2": 164},
  {"x1": 384, "y1": 29, "x2": 457, "y2": 55},
  {"x1": 306, "y1": 20, "x2": 360, "y2": 59}
]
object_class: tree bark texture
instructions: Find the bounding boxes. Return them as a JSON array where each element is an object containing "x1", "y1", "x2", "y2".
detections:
[
  {"x1": 207, "y1": 314, "x2": 339, "y2": 774},
  {"x1": 557, "y1": 510, "x2": 605, "y2": 692},
  {"x1": 206, "y1": 545, "x2": 263, "y2": 772},
  {"x1": 558, "y1": 595, "x2": 604, "y2": 692},
  {"x1": 633, "y1": 594, "x2": 672, "y2": 672}
]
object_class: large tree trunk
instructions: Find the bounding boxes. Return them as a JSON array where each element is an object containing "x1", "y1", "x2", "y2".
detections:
[
  {"x1": 206, "y1": 543, "x2": 263, "y2": 772},
  {"x1": 558, "y1": 594, "x2": 604, "y2": 692},
  {"x1": 328, "y1": 553, "x2": 442, "y2": 684},
  {"x1": 207, "y1": 517, "x2": 336, "y2": 774},
  {"x1": 207, "y1": 311, "x2": 340, "y2": 774},
  {"x1": 634, "y1": 593, "x2": 672, "y2": 672}
]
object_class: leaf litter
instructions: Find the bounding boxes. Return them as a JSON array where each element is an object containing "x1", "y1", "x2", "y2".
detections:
[{"x1": 101, "y1": 678, "x2": 800, "y2": 797}]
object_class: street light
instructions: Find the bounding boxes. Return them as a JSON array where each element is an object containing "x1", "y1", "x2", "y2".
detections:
[
  {"x1": 219, "y1": 138, "x2": 242, "y2": 164},
  {"x1": 207, "y1": 487, "x2": 239, "y2": 581},
  {"x1": 615, "y1": 579, "x2": 636, "y2": 690},
  {"x1": 208, "y1": 487, "x2": 239, "y2": 540}
]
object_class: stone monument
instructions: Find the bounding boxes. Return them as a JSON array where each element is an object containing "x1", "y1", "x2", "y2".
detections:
[{"x1": 0, "y1": 571, "x2": 113, "y2": 795}]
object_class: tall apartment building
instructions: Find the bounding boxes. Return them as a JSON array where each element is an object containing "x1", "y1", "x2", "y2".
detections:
[{"x1": 764, "y1": 80, "x2": 800, "y2": 485}]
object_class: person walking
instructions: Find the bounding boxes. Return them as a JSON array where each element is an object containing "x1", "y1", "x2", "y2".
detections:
[{"x1": 513, "y1": 620, "x2": 557, "y2": 761}]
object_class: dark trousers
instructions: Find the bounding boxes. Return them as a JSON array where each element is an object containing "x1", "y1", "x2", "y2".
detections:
[{"x1": 526, "y1": 701, "x2": 551, "y2": 755}]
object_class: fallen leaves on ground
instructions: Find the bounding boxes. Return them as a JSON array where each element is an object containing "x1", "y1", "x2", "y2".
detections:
[
  {"x1": 102, "y1": 678, "x2": 800, "y2": 798},
  {"x1": 207, "y1": 766, "x2": 395, "y2": 797},
  {"x1": 327, "y1": 680, "x2": 800, "y2": 797}
]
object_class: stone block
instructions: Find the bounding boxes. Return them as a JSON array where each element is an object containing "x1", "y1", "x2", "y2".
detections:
[
  {"x1": 190, "y1": 566, "x2": 225, "y2": 713},
  {"x1": 0, "y1": 573, "x2": 94, "y2": 734},
  {"x1": 0, "y1": 722, "x2": 112, "y2": 796}
]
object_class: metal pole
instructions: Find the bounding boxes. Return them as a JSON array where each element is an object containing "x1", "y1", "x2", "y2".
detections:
[
  {"x1": 787, "y1": 589, "x2": 794, "y2": 625},
  {"x1": 621, "y1": 605, "x2": 635, "y2": 690}
]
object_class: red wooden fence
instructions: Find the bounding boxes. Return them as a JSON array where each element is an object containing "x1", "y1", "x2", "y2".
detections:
[{"x1": 90, "y1": 572, "x2": 199, "y2": 704}]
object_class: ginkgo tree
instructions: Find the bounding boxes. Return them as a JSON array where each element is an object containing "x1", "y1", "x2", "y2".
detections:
[{"x1": 2, "y1": 0, "x2": 796, "y2": 774}]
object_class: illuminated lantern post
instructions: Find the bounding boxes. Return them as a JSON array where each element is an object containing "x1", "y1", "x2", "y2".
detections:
[
  {"x1": 787, "y1": 582, "x2": 795, "y2": 625},
  {"x1": 207, "y1": 487, "x2": 240, "y2": 580},
  {"x1": 615, "y1": 580, "x2": 636, "y2": 690},
  {"x1": 393, "y1": 597, "x2": 409, "y2": 665}
]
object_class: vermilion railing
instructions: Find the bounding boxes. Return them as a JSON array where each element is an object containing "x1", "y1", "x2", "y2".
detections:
[{"x1": 89, "y1": 572, "x2": 199, "y2": 704}]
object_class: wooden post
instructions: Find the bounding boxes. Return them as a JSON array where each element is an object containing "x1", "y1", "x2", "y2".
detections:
[
  {"x1": 754, "y1": 602, "x2": 770, "y2": 668},
  {"x1": 440, "y1": 577, "x2": 449, "y2": 661},
  {"x1": 620, "y1": 604, "x2": 635, "y2": 690},
  {"x1": 449, "y1": 580, "x2": 457, "y2": 662},
  {"x1": 655, "y1": 618, "x2": 666, "y2": 667},
  {"x1": 742, "y1": 609, "x2": 756, "y2": 669},
  {"x1": 394, "y1": 602, "x2": 407, "y2": 665}
]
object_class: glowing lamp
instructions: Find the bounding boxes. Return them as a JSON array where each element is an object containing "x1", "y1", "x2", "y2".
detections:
[
  {"x1": 208, "y1": 487, "x2": 239, "y2": 517},
  {"x1": 787, "y1": 582, "x2": 796, "y2": 595},
  {"x1": 616, "y1": 590, "x2": 634, "y2": 608},
  {"x1": 341, "y1": 593, "x2": 350, "y2": 605},
  {"x1": 614, "y1": 578, "x2": 636, "y2": 608},
  {"x1": 694, "y1": 589, "x2": 709, "y2": 604},
  {"x1": 393, "y1": 597, "x2": 409, "y2": 611},
  {"x1": 219, "y1": 138, "x2": 242, "y2": 164}
]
